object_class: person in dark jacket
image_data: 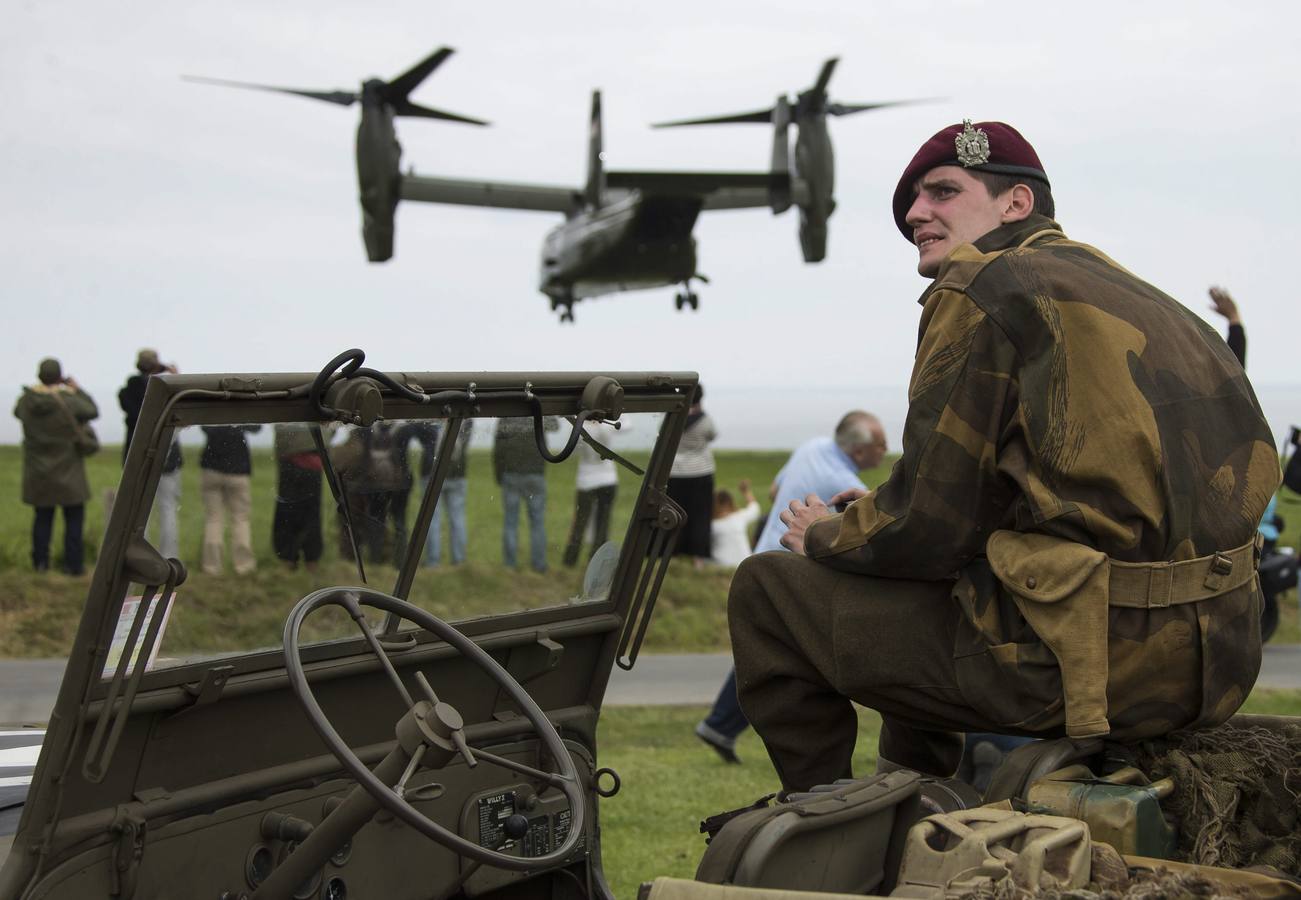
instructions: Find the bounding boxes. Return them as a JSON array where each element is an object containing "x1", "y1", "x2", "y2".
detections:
[
  {"x1": 119, "y1": 348, "x2": 182, "y2": 559},
  {"x1": 331, "y1": 422, "x2": 412, "y2": 567},
  {"x1": 199, "y1": 424, "x2": 261, "y2": 575},
  {"x1": 272, "y1": 423, "x2": 325, "y2": 570},
  {"x1": 494, "y1": 417, "x2": 557, "y2": 572},
  {"x1": 14, "y1": 358, "x2": 99, "y2": 574},
  {"x1": 1208, "y1": 286, "x2": 1246, "y2": 367}
]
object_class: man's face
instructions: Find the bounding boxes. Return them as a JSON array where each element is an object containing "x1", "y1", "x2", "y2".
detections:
[
  {"x1": 853, "y1": 426, "x2": 889, "y2": 471},
  {"x1": 905, "y1": 166, "x2": 1009, "y2": 277}
]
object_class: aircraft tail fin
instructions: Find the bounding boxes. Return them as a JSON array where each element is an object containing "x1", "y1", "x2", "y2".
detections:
[{"x1": 585, "y1": 91, "x2": 605, "y2": 208}]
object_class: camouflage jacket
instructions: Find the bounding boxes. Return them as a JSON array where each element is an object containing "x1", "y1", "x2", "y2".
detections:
[{"x1": 805, "y1": 216, "x2": 1278, "y2": 739}]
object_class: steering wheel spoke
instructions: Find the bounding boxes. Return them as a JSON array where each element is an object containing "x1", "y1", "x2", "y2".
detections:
[
  {"x1": 466, "y1": 745, "x2": 573, "y2": 790},
  {"x1": 283, "y1": 586, "x2": 586, "y2": 871},
  {"x1": 341, "y1": 591, "x2": 416, "y2": 709},
  {"x1": 414, "y1": 670, "x2": 441, "y2": 706}
]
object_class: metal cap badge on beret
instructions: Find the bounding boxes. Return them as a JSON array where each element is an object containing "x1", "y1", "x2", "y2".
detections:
[{"x1": 892, "y1": 119, "x2": 1049, "y2": 241}]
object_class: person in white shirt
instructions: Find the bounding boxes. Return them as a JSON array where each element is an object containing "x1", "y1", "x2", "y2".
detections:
[
  {"x1": 563, "y1": 420, "x2": 619, "y2": 567},
  {"x1": 668, "y1": 385, "x2": 718, "y2": 569},
  {"x1": 710, "y1": 479, "x2": 760, "y2": 568},
  {"x1": 696, "y1": 411, "x2": 888, "y2": 763}
]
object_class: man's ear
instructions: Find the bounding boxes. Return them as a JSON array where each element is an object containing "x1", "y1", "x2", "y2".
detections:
[{"x1": 1001, "y1": 183, "x2": 1035, "y2": 223}]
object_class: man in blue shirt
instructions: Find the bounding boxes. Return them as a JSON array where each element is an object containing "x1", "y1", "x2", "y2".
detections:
[
  {"x1": 697, "y1": 411, "x2": 888, "y2": 763},
  {"x1": 754, "y1": 414, "x2": 887, "y2": 554}
]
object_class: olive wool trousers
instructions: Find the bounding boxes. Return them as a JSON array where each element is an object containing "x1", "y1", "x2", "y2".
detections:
[{"x1": 730, "y1": 551, "x2": 1030, "y2": 792}]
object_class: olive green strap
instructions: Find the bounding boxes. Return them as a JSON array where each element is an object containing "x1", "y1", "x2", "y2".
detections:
[{"x1": 1108, "y1": 536, "x2": 1261, "y2": 609}]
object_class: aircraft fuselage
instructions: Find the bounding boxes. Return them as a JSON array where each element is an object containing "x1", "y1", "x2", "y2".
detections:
[{"x1": 540, "y1": 190, "x2": 698, "y2": 305}]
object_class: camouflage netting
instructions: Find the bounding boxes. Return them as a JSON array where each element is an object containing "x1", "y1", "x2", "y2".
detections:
[
  {"x1": 1133, "y1": 719, "x2": 1301, "y2": 876},
  {"x1": 958, "y1": 866, "x2": 1257, "y2": 900},
  {"x1": 952, "y1": 844, "x2": 1265, "y2": 898}
]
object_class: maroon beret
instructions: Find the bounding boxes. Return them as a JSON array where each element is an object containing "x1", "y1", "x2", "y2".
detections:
[{"x1": 892, "y1": 120, "x2": 1049, "y2": 240}]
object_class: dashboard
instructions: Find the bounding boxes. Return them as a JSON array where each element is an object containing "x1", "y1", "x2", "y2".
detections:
[{"x1": 26, "y1": 738, "x2": 595, "y2": 900}]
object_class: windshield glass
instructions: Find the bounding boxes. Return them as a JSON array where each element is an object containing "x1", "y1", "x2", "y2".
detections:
[{"x1": 121, "y1": 409, "x2": 663, "y2": 674}]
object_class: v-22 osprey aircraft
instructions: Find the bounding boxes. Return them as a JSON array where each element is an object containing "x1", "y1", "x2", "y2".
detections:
[{"x1": 191, "y1": 50, "x2": 919, "y2": 322}]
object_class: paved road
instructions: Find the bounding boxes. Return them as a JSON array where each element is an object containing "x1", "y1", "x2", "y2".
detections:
[{"x1": 2, "y1": 646, "x2": 1299, "y2": 723}]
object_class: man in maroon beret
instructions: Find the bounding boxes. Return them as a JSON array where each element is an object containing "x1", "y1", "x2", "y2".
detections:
[{"x1": 728, "y1": 120, "x2": 1279, "y2": 792}]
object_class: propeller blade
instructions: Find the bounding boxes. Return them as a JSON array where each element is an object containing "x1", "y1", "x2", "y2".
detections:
[
  {"x1": 182, "y1": 75, "x2": 357, "y2": 107},
  {"x1": 392, "y1": 100, "x2": 489, "y2": 126},
  {"x1": 812, "y1": 58, "x2": 839, "y2": 95},
  {"x1": 385, "y1": 47, "x2": 454, "y2": 101},
  {"x1": 652, "y1": 108, "x2": 774, "y2": 128},
  {"x1": 826, "y1": 97, "x2": 940, "y2": 117}
]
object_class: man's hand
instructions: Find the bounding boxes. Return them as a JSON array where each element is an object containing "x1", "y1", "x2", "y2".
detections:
[
  {"x1": 1208, "y1": 286, "x2": 1241, "y2": 325},
  {"x1": 828, "y1": 487, "x2": 869, "y2": 509},
  {"x1": 778, "y1": 493, "x2": 832, "y2": 555}
]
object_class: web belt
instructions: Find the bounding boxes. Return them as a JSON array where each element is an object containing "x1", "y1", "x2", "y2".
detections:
[{"x1": 1107, "y1": 535, "x2": 1262, "y2": 609}]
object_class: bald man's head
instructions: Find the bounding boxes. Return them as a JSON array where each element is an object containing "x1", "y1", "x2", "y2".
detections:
[{"x1": 835, "y1": 411, "x2": 888, "y2": 471}]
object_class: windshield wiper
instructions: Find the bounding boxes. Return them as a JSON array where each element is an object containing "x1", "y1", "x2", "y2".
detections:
[
  {"x1": 569, "y1": 416, "x2": 644, "y2": 476},
  {"x1": 312, "y1": 423, "x2": 367, "y2": 585}
]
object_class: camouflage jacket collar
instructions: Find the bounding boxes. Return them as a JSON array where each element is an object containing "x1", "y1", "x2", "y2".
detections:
[
  {"x1": 915, "y1": 214, "x2": 1065, "y2": 306},
  {"x1": 973, "y1": 214, "x2": 1063, "y2": 254}
]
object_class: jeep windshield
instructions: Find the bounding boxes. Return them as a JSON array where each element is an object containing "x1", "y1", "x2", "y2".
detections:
[{"x1": 0, "y1": 358, "x2": 694, "y2": 900}]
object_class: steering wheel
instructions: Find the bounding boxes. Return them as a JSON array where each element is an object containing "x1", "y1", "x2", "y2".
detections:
[{"x1": 283, "y1": 587, "x2": 587, "y2": 870}]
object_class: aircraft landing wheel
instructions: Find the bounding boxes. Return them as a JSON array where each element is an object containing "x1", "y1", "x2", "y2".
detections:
[
  {"x1": 560, "y1": 310, "x2": 575, "y2": 324},
  {"x1": 687, "y1": 292, "x2": 699, "y2": 311},
  {"x1": 674, "y1": 293, "x2": 685, "y2": 311}
]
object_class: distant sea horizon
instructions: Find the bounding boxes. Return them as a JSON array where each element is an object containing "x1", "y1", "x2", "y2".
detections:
[
  {"x1": 705, "y1": 384, "x2": 1301, "y2": 454},
  {"x1": 4, "y1": 382, "x2": 1301, "y2": 454}
]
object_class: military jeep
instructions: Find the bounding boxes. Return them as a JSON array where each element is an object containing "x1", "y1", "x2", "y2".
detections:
[{"x1": 1, "y1": 356, "x2": 1297, "y2": 899}]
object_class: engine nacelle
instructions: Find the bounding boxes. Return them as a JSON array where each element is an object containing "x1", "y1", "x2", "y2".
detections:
[{"x1": 355, "y1": 86, "x2": 402, "y2": 262}]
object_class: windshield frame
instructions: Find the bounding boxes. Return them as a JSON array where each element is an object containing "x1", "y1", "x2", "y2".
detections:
[{"x1": 74, "y1": 369, "x2": 694, "y2": 699}]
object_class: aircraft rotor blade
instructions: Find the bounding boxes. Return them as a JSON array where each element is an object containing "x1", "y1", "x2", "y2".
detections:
[
  {"x1": 385, "y1": 47, "x2": 454, "y2": 100},
  {"x1": 182, "y1": 75, "x2": 357, "y2": 107},
  {"x1": 652, "y1": 108, "x2": 774, "y2": 128},
  {"x1": 393, "y1": 100, "x2": 489, "y2": 125},
  {"x1": 812, "y1": 57, "x2": 839, "y2": 95},
  {"x1": 826, "y1": 97, "x2": 939, "y2": 117}
]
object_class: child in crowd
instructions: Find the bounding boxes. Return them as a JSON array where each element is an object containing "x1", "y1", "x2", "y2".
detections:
[{"x1": 709, "y1": 479, "x2": 760, "y2": 569}]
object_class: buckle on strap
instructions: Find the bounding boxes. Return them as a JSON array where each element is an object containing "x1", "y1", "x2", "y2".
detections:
[
  {"x1": 1146, "y1": 563, "x2": 1173, "y2": 608},
  {"x1": 1204, "y1": 552, "x2": 1234, "y2": 592}
]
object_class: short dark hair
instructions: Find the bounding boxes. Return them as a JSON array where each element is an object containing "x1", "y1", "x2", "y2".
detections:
[
  {"x1": 969, "y1": 170, "x2": 1055, "y2": 220},
  {"x1": 713, "y1": 489, "x2": 736, "y2": 519}
]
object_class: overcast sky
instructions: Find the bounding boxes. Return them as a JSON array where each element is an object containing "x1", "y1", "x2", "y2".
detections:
[{"x1": 3, "y1": 0, "x2": 1299, "y2": 447}]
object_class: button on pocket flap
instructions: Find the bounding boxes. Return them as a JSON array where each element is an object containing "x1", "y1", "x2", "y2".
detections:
[{"x1": 986, "y1": 531, "x2": 1107, "y2": 603}]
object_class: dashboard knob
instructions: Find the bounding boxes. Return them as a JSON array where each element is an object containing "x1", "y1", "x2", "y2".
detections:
[{"x1": 504, "y1": 813, "x2": 530, "y2": 840}]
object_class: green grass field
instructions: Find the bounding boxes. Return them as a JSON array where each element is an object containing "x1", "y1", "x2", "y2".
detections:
[
  {"x1": 0, "y1": 444, "x2": 899, "y2": 657},
  {"x1": 594, "y1": 688, "x2": 1301, "y2": 897},
  {"x1": 2, "y1": 444, "x2": 1300, "y2": 655}
]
